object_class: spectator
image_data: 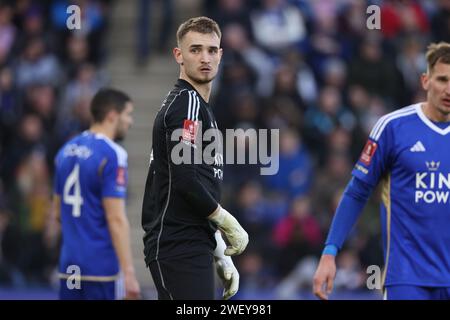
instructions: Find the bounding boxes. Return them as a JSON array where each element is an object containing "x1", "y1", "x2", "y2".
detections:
[{"x1": 264, "y1": 128, "x2": 313, "y2": 199}]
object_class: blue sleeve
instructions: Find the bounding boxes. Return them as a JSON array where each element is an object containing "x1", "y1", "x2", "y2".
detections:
[
  {"x1": 352, "y1": 116, "x2": 393, "y2": 187},
  {"x1": 323, "y1": 176, "x2": 375, "y2": 255},
  {"x1": 101, "y1": 151, "x2": 127, "y2": 199},
  {"x1": 324, "y1": 115, "x2": 396, "y2": 256}
]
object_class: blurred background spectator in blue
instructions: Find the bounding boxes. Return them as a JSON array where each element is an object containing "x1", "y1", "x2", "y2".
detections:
[{"x1": 0, "y1": 0, "x2": 111, "y2": 292}]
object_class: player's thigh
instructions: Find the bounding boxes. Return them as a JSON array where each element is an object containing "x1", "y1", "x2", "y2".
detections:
[
  {"x1": 150, "y1": 253, "x2": 215, "y2": 300},
  {"x1": 149, "y1": 261, "x2": 173, "y2": 300},
  {"x1": 385, "y1": 285, "x2": 433, "y2": 300}
]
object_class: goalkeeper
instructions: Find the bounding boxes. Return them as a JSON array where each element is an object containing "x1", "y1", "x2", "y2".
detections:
[{"x1": 141, "y1": 16, "x2": 248, "y2": 300}]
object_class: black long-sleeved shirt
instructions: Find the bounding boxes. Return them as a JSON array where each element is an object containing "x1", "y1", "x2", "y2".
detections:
[{"x1": 142, "y1": 79, "x2": 223, "y2": 263}]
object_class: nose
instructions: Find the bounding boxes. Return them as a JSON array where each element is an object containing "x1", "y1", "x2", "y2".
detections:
[{"x1": 200, "y1": 49, "x2": 210, "y2": 64}]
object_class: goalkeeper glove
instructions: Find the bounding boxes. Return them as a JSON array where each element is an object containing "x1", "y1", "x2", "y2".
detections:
[
  {"x1": 214, "y1": 231, "x2": 239, "y2": 300},
  {"x1": 208, "y1": 205, "x2": 249, "y2": 256}
]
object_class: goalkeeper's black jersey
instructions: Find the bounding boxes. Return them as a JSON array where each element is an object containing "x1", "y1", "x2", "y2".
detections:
[{"x1": 142, "y1": 79, "x2": 223, "y2": 264}]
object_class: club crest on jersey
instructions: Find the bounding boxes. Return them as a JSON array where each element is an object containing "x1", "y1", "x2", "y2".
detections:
[
  {"x1": 116, "y1": 167, "x2": 126, "y2": 186},
  {"x1": 360, "y1": 140, "x2": 377, "y2": 165},
  {"x1": 182, "y1": 119, "x2": 199, "y2": 143}
]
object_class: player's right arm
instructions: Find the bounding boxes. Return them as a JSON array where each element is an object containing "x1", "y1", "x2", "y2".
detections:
[
  {"x1": 314, "y1": 115, "x2": 394, "y2": 299},
  {"x1": 313, "y1": 254, "x2": 336, "y2": 300},
  {"x1": 313, "y1": 176, "x2": 372, "y2": 299},
  {"x1": 164, "y1": 91, "x2": 248, "y2": 255}
]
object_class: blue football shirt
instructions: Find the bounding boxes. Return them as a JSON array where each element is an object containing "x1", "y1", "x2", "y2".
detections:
[
  {"x1": 54, "y1": 131, "x2": 128, "y2": 278},
  {"x1": 353, "y1": 103, "x2": 450, "y2": 287}
]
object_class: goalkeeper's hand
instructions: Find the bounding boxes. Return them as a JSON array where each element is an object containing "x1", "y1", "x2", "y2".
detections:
[
  {"x1": 208, "y1": 205, "x2": 249, "y2": 256},
  {"x1": 214, "y1": 231, "x2": 240, "y2": 300}
]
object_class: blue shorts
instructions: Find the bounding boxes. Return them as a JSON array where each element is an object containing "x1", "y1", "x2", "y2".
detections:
[
  {"x1": 59, "y1": 278, "x2": 124, "y2": 300},
  {"x1": 385, "y1": 285, "x2": 450, "y2": 300}
]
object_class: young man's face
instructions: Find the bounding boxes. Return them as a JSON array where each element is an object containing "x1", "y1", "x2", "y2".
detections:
[
  {"x1": 175, "y1": 31, "x2": 223, "y2": 84},
  {"x1": 422, "y1": 61, "x2": 450, "y2": 120},
  {"x1": 115, "y1": 102, "x2": 134, "y2": 141}
]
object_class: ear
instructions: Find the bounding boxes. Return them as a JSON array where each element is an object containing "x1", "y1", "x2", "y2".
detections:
[
  {"x1": 105, "y1": 109, "x2": 119, "y2": 123},
  {"x1": 173, "y1": 47, "x2": 183, "y2": 66},
  {"x1": 421, "y1": 72, "x2": 429, "y2": 91}
]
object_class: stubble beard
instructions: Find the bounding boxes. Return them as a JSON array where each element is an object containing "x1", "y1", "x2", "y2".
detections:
[
  {"x1": 114, "y1": 125, "x2": 127, "y2": 142},
  {"x1": 188, "y1": 70, "x2": 216, "y2": 85}
]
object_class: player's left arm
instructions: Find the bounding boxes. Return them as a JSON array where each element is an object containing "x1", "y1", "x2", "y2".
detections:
[
  {"x1": 104, "y1": 197, "x2": 140, "y2": 299},
  {"x1": 101, "y1": 149, "x2": 140, "y2": 299}
]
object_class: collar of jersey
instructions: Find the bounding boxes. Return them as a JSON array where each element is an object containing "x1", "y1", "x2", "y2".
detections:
[
  {"x1": 415, "y1": 103, "x2": 450, "y2": 135},
  {"x1": 176, "y1": 79, "x2": 208, "y2": 105},
  {"x1": 83, "y1": 130, "x2": 114, "y2": 143}
]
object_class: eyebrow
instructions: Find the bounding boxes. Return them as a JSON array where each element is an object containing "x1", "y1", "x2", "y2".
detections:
[{"x1": 189, "y1": 44, "x2": 219, "y2": 50}]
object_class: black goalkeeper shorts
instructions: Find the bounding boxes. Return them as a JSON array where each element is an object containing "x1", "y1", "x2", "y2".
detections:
[{"x1": 149, "y1": 252, "x2": 215, "y2": 300}]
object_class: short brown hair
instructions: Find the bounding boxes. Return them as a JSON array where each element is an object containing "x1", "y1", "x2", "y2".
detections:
[
  {"x1": 91, "y1": 88, "x2": 131, "y2": 123},
  {"x1": 176, "y1": 16, "x2": 221, "y2": 46},
  {"x1": 426, "y1": 42, "x2": 450, "y2": 73}
]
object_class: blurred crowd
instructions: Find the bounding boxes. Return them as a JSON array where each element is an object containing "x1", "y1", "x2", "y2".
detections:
[
  {"x1": 0, "y1": 0, "x2": 112, "y2": 287},
  {"x1": 203, "y1": 0, "x2": 449, "y2": 298},
  {"x1": 1, "y1": 0, "x2": 449, "y2": 299}
]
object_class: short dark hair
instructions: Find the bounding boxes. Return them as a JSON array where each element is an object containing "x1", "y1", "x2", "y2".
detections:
[
  {"x1": 90, "y1": 88, "x2": 131, "y2": 123},
  {"x1": 176, "y1": 16, "x2": 221, "y2": 46},
  {"x1": 426, "y1": 42, "x2": 450, "y2": 74}
]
